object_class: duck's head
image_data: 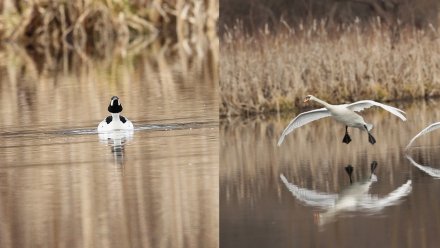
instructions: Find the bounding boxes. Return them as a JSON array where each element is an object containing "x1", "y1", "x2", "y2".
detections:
[
  {"x1": 108, "y1": 96, "x2": 123, "y2": 113},
  {"x1": 303, "y1": 95, "x2": 313, "y2": 103}
]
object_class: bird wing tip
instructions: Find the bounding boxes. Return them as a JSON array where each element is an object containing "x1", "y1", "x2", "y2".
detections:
[{"x1": 277, "y1": 137, "x2": 284, "y2": 146}]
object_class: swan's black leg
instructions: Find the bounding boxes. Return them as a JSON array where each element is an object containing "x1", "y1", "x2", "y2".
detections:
[
  {"x1": 342, "y1": 126, "x2": 352, "y2": 144},
  {"x1": 364, "y1": 125, "x2": 376, "y2": 145},
  {"x1": 345, "y1": 165, "x2": 353, "y2": 184},
  {"x1": 370, "y1": 161, "x2": 378, "y2": 174}
]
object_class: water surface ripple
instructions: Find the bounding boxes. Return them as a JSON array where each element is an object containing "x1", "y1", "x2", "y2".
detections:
[{"x1": 221, "y1": 100, "x2": 440, "y2": 248}]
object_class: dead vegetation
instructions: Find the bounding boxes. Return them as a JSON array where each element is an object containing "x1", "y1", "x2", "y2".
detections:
[
  {"x1": 0, "y1": 0, "x2": 218, "y2": 56},
  {"x1": 220, "y1": 20, "x2": 440, "y2": 117}
]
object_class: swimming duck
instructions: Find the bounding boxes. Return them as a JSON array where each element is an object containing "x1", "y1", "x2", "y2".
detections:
[{"x1": 97, "y1": 96, "x2": 134, "y2": 132}]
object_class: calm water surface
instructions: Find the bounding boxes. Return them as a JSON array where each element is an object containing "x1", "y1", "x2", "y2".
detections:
[
  {"x1": 0, "y1": 45, "x2": 218, "y2": 248},
  {"x1": 221, "y1": 100, "x2": 440, "y2": 248}
]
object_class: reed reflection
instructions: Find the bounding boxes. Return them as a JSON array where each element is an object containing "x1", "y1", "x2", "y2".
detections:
[
  {"x1": 280, "y1": 161, "x2": 412, "y2": 226},
  {"x1": 0, "y1": 37, "x2": 218, "y2": 247}
]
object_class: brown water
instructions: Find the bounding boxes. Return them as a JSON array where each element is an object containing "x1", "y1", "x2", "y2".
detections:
[
  {"x1": 0, "y1": 44, "x2": 218, "y2": 248},
  {"x1": 221, "y1": 100, "x2": 440, "y2": 248}
]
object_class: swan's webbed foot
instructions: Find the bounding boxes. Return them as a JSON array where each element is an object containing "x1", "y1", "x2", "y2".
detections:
[
  {"x1": 345, "y1": 165, "x2": 353, "y2": 184},
  {"x1": 342, "y1": 126, "x2": 352, "y2": 144},
  {"x1": 368, "y1": 133, "x2": 376, "y2": 145},
  {"x1": 370, "y1": 161, "x2": 378, "y2": 173},
  {"x1": 364, "y1": 125, "x2": 376, "y2": 145}
]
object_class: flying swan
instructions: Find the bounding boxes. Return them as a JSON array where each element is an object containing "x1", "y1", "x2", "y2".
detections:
[
  {"x1": 406, "y1": 122, "x2": 440, "y2": 150},
  {"x1": 277, "y1": 95, "x2": 407, "y2": 146}
]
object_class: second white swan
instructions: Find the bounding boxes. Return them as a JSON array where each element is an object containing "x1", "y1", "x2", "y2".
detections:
[
  {"x1": 277, "y1": 95, "x2": 407, "y2": 146},
  {"x1": 406, "y1": 122, "x2": 440, "y2": 150}
]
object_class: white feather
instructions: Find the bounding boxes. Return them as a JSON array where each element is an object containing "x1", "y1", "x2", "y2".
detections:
[
  {"x1": 277, "y1": 108, "x2": 331, "y2": 146},
  {"x1": 346, "y1": 100, "x2": 407, "y2": 121},
  {"x1": 406, "y1": 122, "x2": 440, "y2": 149}
]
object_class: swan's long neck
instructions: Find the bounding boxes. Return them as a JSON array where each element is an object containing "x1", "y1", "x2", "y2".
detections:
[{"x1": 311, "y1": 96, "x2": 332, "y2": 108}]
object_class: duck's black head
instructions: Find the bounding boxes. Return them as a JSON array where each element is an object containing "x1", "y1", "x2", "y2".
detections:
[{"x1": 108, "y1": 96, "x2": 123, "y2": 113}]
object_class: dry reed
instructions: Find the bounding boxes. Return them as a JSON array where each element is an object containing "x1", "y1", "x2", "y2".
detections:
[
  {"x1": 0, "y1": 0, "x2": 218, "y2": 54},
  {"x1": 220, "y1": 19, "x2": 440, "y2": 117}
]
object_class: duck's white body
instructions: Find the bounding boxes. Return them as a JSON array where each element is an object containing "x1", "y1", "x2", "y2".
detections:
[
  {"x1": 277, "y1": 95, "x2": 407, "y2": 145},
  {"x1": 98, "y1": 113, "x2": 134, "y2": 132},
  {"x1": 97, "y1": 96, "x2": 134, "y2": 132}
]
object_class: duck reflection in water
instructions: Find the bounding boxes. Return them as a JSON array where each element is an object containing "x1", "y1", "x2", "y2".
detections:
[
  {"x1": 406, "y1": 154, "x2": 440, "y2": 179},
  {"x1": 99, "y1": 130, "x2": 134, "y2": 166},
  {"x1": 280, "y1": 161, "x2": 412, "y2": 226}
]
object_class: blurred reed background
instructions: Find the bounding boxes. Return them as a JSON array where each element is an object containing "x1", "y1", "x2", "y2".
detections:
[
  {"x1": 219, "y1": 0, "x2": 440, "y2": 116},
  {"x1": 221, "y1": 23, "x2": 440, "y2": 116}
]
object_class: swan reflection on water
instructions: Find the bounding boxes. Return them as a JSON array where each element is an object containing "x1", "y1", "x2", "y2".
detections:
[
  {"x1": 406, "y1": 154, "x2": 440, "y2": 179},
  {"x1": 98, "y1": 130, "x2": 134, "y2": 166},
  {"x1": 280, "y1": 161, "x2": 412, "y2": 226}
]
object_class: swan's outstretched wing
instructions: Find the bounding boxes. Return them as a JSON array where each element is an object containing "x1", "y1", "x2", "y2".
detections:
[
  {"x1": 277, "y1": 108, "x2": 331, "y2": 146},
  {"x1": 360, "y1": 180, "x2": 412, "y2": 211},
  {"x1": 346, "y1": 100, "x2": 407, "y2": 121},
  {"x1": 405, "y1": 154, "x2": 440, "y2": 178},
  {"x1": 406, "y1": 122, "x2": 440, "y2": 149},
  {"x1": 280, "y1": 174, "x2": 337, "y2": 208}
]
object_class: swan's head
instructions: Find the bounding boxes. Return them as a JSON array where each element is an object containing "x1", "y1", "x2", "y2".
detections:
[
  {"x1": 304, "y1": 95, "x2": 313, "y2": 103},
  {"x1": 108, "y1": 96, "x2": 123, "y2": 113}
]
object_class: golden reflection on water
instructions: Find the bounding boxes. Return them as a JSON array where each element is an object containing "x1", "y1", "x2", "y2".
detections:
[
  {"x1": 0, "y1": 40, "x2": 218, "y2": 248},
  {"x1": 221, "y1": 100, "x2": 440, "y2": 200},
  {"x1": 0, "y1": 39, "x2": 218, "y2": 130},
  {"x1": 221, "y1": 100, "x2": 440, "y2": 247}
]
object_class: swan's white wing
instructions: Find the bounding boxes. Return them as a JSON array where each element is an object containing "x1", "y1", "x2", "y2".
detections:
[
  {"x1": 346, "y1": 100, "x2": 406, "y2": 121},
  {"x1": 277, "y1": 108, "x2": 331, "y2": 146},
  {"x1": 406, "y1": 122, "x2": 440, "y2": 149},
  {"x1": 280, "y1": 174, "x2": 337, "y2": 209},
  {"x1": 360, "y1": 180, "x2": 412, "y2": 211},
  {"x1": 405, "y1": 154, "x2": 440, "y2": 179}
]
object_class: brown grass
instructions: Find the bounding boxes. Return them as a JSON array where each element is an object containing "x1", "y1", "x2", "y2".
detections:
[
  {"x1": 0, "y1": 0, "x2": 218, "y2": 53},
  {"x1": 220, "y1": 20, "x2": 440, "y2": 117}
]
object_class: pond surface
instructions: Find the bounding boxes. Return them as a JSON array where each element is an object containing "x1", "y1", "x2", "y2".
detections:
[
  {"x1": 0, "y1": 44, "x2": 218, "y2": 248},
  {"x1": 221, "y1": 100, "x2": 440, "y2": 248}
]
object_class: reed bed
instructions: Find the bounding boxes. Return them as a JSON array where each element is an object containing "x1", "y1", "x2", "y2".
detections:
[
  {"x1": 0, "y1": 0, "x2": 218, "y2": 55},
  {"x1": 220, "y1": 20, "x2": 440, "y2": 117}
]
